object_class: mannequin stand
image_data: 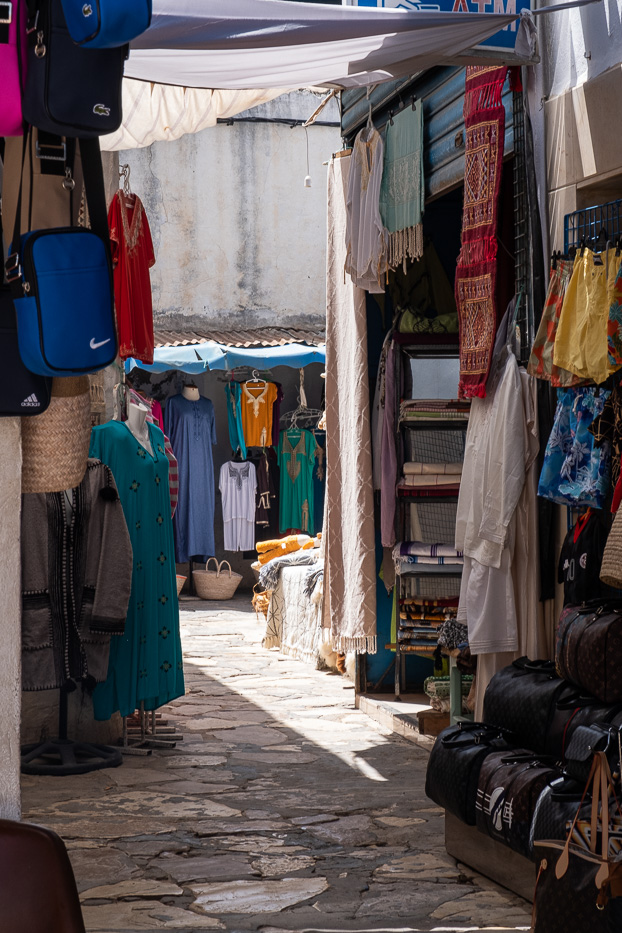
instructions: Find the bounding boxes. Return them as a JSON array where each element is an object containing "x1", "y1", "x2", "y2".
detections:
[
  {"x1": 120, "y1": 704, "x2": 183, "y2": 751},
  {"x1": 21, "y1": 685, "x2": 123, "y2": 776}
]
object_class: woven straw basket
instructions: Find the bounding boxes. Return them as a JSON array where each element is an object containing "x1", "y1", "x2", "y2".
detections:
[
  {"x1": 194, "y1": 558, "x2": 242, "y2": 600},
  {"x1": 600, "y1": 512, "x2": 622, "y2": 588},
  {"x1": 176, "y1": 575, "x2": 187, "y2": 597},
  {"x1": 22, "y1": 376, "x2": 91, "y2": 494}
]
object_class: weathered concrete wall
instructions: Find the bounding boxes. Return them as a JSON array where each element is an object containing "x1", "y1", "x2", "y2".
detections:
[
  {"x1": 534, "y1": 1, "x2": 622, "y2": 250},
  {"x1": 117, "y1": 91, "x2": 341, "y2": 332},
  {"x1": 0, "y1": 420, "x2": 22, "y2": 820},
  {"x1": 539, "y1": 0, "x2": 622, "y2": 100}
]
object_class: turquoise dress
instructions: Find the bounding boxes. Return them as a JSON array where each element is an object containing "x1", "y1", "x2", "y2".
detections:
[
  {"x1": 277, "y1": 428, "x2": 318, "y2": 534},
  {"x1": 225, "y1": 382, "x2": 246, "y2": 458},
  {"x1": 89, "y1": 420, "x2": 184, "y2": 720}
]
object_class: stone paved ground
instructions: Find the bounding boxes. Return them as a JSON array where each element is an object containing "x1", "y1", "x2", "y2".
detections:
[{"x1": 22, "y1": 598, "x2": 532, "y2": 932}]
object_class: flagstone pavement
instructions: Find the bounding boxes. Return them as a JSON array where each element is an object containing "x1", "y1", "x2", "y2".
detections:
[{"x1": 21, "y1": 597, "x2": 532, "y2": 932}]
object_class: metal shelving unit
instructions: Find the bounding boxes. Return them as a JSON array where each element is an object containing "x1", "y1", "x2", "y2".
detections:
[{"x1": 393, "y1": 341, "x2": 469, "y2": 706}]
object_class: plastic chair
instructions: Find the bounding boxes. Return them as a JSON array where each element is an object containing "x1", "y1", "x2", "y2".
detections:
[{"x1": 0, "y1": 819, "x2": 85, "y2": 932}]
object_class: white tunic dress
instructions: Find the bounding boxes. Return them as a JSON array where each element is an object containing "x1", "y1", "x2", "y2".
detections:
[
  {"x1": 219, "y1": 461, "x2": 257, "y2": 552},
  {"x1": 345, "y1": 126, "x2": 388, "y2": 294}
]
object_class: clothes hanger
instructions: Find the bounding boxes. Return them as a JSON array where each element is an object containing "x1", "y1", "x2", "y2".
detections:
[
  {"x1": 246, "y1": 369, "x2": 266, "y2": 387},
  {"x1": 281, "y1": 370, "x2": 322, "y2": 431},
  {"x1": 119, "y1": 163, "x2": 134, "y2": 203}
]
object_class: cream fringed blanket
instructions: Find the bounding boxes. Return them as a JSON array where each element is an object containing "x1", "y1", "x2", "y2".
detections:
[{"x1": 324, "y1": 152, "x2": 377, "y2": 654}]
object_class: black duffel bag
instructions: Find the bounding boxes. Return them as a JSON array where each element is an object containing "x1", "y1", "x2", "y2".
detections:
[
  {"x1": 529, "y1": 774, "x2": 587, "y2": 856},
  {"x1": 556, "y1": 600, "x2": 622, "y2": 704},
  {"x1": 475, "y1": 750, "x2": 561, "y2": 859},
  {"x1": 425, "y1": 722, "x2": 513, "y2": 826},
  {"x1": 483, "y1": 657, "x2": 579, "y2": 755}
]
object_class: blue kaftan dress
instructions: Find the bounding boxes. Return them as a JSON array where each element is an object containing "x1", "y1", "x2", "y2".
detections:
[
  {"x1": 89, "y1": 420, "x2": 184, "y2": 720},
  {"x1": 165, "y1": 394, "x2": 217, "y2": 563}
]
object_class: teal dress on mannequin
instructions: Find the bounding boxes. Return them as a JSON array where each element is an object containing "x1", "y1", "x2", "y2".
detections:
[{"x1": 89, "y1": 420, "x2": 184, "y2": 720}]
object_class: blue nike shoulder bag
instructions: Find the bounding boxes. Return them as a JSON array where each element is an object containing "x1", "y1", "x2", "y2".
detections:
[
  {"x1": 61, "y1": 0, "x2": 151, "y2": 48},
  {"x1": 5, "y1": 136, "x2": 118, "y2": 377}
]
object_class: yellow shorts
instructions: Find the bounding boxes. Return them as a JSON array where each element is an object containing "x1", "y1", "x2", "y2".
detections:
[{"x1": 554, "y1": 248, "x2": 622, "y2": 384}]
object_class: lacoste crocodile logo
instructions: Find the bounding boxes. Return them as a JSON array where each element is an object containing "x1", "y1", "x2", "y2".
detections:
[
  {"x1": 93, "y1": 104, "x2": 110, "y2": 117},
  {"x1": 82, "y1": 4, "x2": 93, "y2": 16}
]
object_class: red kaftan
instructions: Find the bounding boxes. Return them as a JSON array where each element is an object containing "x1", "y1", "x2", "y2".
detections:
[{"x1": 108, "y1": 191, "x2": 156, "y2": 364}]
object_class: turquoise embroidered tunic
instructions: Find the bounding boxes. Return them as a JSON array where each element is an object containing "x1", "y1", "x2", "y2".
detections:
[
  {"x1": 89, "y1": 420, "x2": 184, "y2": 720},
  {"x1": 277, "y1": 428, "x2": 318, "y2": 534}
]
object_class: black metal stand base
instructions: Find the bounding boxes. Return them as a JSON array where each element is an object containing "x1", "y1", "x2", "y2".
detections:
[{"x1": 21, "y1": 738, "x2": 123, "y2": 776}]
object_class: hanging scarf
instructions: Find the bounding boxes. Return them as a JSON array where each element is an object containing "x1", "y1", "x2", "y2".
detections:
[
  {"x1": 455, "y1": 65, "x2": 512, "y2": 399},
  {"x1": 379, "y1": 101, "x2": 424, "y2": 271}
]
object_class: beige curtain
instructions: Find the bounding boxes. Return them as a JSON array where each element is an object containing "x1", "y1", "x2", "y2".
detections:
[{"x1": 325, "y1": 152, "x2": 377, "y2": 654}]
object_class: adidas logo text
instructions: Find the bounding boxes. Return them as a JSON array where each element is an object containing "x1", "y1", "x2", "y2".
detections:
[{"x1": 21, "y1": 394, "x2": 40, "y2": 408}]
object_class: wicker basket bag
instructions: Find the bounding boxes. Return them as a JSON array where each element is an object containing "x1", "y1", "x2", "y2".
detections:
[
  {"x1": 194, "y1": 558, "x2": 242, "y2": 600},
  {"x1": 22, "y1": 376, "x2": 91, "y2": 493}
]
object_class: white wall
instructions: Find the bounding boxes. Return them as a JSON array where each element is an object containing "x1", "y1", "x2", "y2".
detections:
[
  {"x1": 539, "y1": 0, "x2": 622, "y2": 98},
  {"x1": 0, "y1": 421, "x2": 22, "y2": 821},
  {"x1": 118, "y1": 91, "x2": 341, "y2": 333}
]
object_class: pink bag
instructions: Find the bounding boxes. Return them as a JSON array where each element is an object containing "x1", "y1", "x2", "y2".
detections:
[{"x1": 0, "y1": 0, "x2": 27, "y2": 136}]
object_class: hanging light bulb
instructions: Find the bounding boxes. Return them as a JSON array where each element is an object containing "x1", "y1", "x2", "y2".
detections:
[{"x1": 303, "y1": 127, "x2": 311, "y2": 188}]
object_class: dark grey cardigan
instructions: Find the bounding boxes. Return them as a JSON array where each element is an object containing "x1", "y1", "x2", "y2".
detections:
[{"x1": 21, "y1": 458, "x2": 133, "y2": 691}]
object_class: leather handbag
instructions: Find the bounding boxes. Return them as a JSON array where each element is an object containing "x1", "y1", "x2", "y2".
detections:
[
  {"x1": 5, "y1": 136, "x2": 117, "y2": 376},
  {"x1": 564, "y1": 723, "x2": 622, "y2": 785},
  {"x1": 22, "y1": 0, "x2": 126, "y2": 137},
  {"x1": 482, "y1": 658, "x2": 579, "y2": 756},
  {"x1": 545, "y1": 696, "x2": 622, "y2": 762},
  {"x1": 60, "y1": 0, "x2": 151, "y2": 48},
  {"x1": 475, "y1": 750, "x2": 560, "y2": 860},
  {"x1": 532, "y1": 752, "x2": 622, "y2": 932},
  {"x1": 0, "y1": 0, "x2": 27, "y2": 136},
  {"x1": 556, "y1": 601, "x2": 622, "y2": 704},
  {"x1": 424, "y1": 722, "x2": 513, "y2": 825}
]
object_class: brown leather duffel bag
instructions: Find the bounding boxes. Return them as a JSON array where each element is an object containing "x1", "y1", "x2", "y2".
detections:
[{"x1": 556, "y1": 601, "x2": 622, "y2": 704}]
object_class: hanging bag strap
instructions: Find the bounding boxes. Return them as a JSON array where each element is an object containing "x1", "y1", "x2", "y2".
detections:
[{"x1": 5, "y1": 129, "x2": 110, "y2": 292}]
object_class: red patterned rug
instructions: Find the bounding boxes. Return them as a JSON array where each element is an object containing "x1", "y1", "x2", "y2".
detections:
[{"x1": 455, "y1": 65, "x2": 509, "y2": 399}]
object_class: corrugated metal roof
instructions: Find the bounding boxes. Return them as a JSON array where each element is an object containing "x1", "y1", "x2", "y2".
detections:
[{"x1": 153, "y1": 326, "x2": 326, "y2": 349}]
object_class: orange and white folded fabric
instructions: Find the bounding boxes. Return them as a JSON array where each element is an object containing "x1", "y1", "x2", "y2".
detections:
[{"x1": 256, "y1": 534, "x2": 314, "y2": 565}]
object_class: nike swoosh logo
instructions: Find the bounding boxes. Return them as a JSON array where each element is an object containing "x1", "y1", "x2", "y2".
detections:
[{"x1": 90, "y1": 337, "x2": 111, "y2": 350}]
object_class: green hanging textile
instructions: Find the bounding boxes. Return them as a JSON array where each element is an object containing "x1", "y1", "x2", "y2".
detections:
[{"x1": 379, "y1": 100, "x2": 425, "y2": 272}]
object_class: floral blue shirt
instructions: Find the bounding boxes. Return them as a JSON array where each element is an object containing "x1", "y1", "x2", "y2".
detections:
[{"x1": 538, "y1": 387, "x2": 612, "y2": 509}]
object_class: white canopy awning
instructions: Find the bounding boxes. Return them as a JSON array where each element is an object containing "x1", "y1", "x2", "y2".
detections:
[
  {"x1": 125, "y1": 0, "x2": 535, "y2": 91},
  {"x1": 101, "y1": 82, "x2": 286, "y2": 151}
]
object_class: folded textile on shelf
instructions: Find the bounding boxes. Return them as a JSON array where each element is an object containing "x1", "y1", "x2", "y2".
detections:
[
  {"x1": 397, "y1": 555, "x2": 464, "y2": 566},
  {"x1": 397, "y1": 484, "x2": 461, "y2": 497},
  {"x1": 400, "y1": 410, "x2": 470, "y2": 422},
  {"x1": 397, "y1": 542, "x2": 463, "y2": 558},
  {"x1": 401, "y1": 474, "x2": 462, "y2": 487},
  {"x1": 402, "y1": 596, "x2": 459, "y2": 608},
  {"x1": 403, "y1": 462, "x2": 463, "y2": 475}
]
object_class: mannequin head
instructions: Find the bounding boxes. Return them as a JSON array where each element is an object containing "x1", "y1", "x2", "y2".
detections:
[{"x1": 182, "y1": 384, "x2": 200, "y2": 401}]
